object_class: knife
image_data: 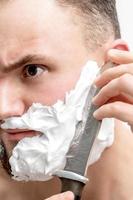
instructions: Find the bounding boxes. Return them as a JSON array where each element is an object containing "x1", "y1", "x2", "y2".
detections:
[{"x1": 54, "y1": 62, "x2": 114, "y2": 200}]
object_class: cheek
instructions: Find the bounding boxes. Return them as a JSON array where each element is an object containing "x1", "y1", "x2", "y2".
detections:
[{"x1": 23, "y1": 72, "x2": 81, "y2": 106}]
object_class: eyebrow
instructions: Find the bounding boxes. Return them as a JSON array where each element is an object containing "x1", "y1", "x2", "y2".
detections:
[{"x1": 0, "y1": 54, "x2": 47, "y2": 73}]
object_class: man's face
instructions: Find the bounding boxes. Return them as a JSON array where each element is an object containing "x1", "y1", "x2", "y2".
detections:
[{"x1": 0, "y1": 0, "x2": 104, "y2": 159}]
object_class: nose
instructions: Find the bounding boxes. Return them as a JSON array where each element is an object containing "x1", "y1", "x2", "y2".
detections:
[{"x1": 0, "y1": 80, "x2": 25, "y2": 120}]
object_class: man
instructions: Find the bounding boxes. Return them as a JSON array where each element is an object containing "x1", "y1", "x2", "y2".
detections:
[{"x1": 0, "y1": 0, "x2": 133, "y2": 199}]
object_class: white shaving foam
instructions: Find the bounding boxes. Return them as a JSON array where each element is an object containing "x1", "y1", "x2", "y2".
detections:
[{"x1": 1, "y1": 61, "x2": 114, "y2": 181}]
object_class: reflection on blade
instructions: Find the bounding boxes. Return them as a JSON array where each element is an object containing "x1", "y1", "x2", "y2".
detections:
[
  {"x1": 64, "y1": 84, "x2": 101, "y2": 176},
  {"x1": 64, "y1": 62, "x2": 114, "y2": 176}
]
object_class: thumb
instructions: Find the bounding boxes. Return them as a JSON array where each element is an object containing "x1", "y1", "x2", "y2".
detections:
[{"x1": 45, "y1": 191, "x2": 74, "y2": 200}]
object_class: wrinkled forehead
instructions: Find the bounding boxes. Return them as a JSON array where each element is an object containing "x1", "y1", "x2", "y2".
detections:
[{"x1": 0, "y1": 0, "x2": 84, "y2": 68}]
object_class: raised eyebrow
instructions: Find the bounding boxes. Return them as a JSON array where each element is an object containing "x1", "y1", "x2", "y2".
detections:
[{"x1": 1, "y1": 54, "x2": 45, "y2": 73}]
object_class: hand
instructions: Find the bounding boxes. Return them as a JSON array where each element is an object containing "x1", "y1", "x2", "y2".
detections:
[
  {"x1": 86, "y1": 120, "x2": 133, "y2": 200},
  {"x1": 85, "y1": 49, "x2": 133, "y2": 199},
  {"x1": 93, "y1": 49, "x2": 133, "y2": 128},
  {"x1": 45, "y1": 192, "x2": 74, "y2": 200}
]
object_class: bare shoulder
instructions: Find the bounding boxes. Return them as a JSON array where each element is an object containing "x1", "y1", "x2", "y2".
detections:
[{"x1": 82, "y1": 120, "x2": 133, "y2": 200}]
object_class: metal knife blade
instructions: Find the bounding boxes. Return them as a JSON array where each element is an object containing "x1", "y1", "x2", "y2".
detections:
[
  {"x1": 64, "y1": 85, "x2": 101, "y2": 176},
  {"x1": 63, "y1": 61, "x2": 114, "y2": 177},
  {"x1": 56, "y1": 84, "x2": 101, "y2": 200},
  {"x1": 55, "y1": 62, "x2": 114, "y2": 199}
]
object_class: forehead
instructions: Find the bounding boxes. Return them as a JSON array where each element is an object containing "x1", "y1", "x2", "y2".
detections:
[
  {"x1": 0, "y1": 0, "x2": 84, "y2": 67},
  {"x1": 0, "y1": 0, "x2": 73, "y2": 45}
]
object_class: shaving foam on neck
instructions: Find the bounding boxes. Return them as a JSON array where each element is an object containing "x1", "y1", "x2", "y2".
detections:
[{"x1": 1, "y1": 61, "x2": 114, "y2": 181}]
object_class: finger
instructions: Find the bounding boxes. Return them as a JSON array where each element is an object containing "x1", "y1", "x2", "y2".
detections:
[
  {"x1": 108, "y1": 49, "x2": 133, "y2": 64},
  {"x1": 93, "y1": 101, "x2": 133, "y2": 125},
  {"x1": 46, "y1": 192, "x2": 74, "y2": 200},
  {"x1": 95, "y1": 63, "x2": 133, "y2": 87},
  {"x1": 93, "y1": 74, "x2": 133, "y2": 106}
]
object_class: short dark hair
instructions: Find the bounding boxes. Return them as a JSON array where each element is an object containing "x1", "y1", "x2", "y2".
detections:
[{"x1": 57, "y1": 0, "x2": 120, "y2": 49}]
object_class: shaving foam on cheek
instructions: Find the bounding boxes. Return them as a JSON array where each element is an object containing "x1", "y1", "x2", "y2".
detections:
[{"x1": 1, "y1": 61, "x2": 114, "y2": 181}]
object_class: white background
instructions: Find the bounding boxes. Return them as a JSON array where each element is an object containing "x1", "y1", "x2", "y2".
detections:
[{"x1": 117, "y1": 0, "x2": 133, "y2": 50}]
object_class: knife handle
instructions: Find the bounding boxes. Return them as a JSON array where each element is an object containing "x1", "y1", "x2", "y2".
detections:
[{"x1": 60, "y1": 178, "x2": 85, "y2": 200}]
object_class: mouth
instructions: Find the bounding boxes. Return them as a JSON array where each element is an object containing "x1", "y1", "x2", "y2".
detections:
[
  {"x1": 0, "y1": 129, "x2": 39, "y2": 177},
  {"x1": 5, "y1": 129, "x2": 40, "y2": 141}
]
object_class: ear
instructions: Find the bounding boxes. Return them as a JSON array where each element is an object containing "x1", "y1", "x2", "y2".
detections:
[
  {"x1": 110, "y1": 39, "x2": 129, "y2": 51},
  {"x1": 104, "y1": 39, "x2": 129, "y2": 62}
]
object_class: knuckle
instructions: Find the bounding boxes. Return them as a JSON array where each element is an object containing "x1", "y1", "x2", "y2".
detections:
[
  {"x1": 128, "y1": 63, "x2": 133, "y2": 75},
  {"x1": 129, "y1": 106, "x2": 133, "y2": 124},
  {"x1": 103, "y1": 68, "x2": 115, "y2": 80},
  {"x1": 109, "y1": 102, "x2": 122, "y2": 114},
  {"x1": 103, "y1": 68, "x2": 112, "y2": 76},
  {"x1": 120, "y1": 63, "x2": 133, "y2": 74},
  {"x1": 118, "y1": 73, "x2": 131, "y2": 87}
]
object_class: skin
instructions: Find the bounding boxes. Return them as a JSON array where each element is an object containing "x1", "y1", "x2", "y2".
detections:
[
  {"x1": 0, "y1": 0, "x2": 133, "y2": 199},
  {"x1": 93, "y1": 49, "x2": 133, "y2": 123}
]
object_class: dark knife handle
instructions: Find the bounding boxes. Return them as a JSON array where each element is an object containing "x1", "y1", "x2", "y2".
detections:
[{"x1": 60, "y1": 178, "x2": 85, "y2": 200}]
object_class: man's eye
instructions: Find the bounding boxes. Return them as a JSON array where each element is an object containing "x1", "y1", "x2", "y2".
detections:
[{"x1": 23, "y1": 64, "x2": 46, "y2": 78}]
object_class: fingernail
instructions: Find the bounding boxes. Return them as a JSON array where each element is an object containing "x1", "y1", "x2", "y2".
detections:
[
  {"x1": 92, "y1": 97, "x2": 96, "y2": 103},
  {"x1": 93, "y1": 110, "x2": 101, "y2": 120},
  {"x1": 108, "y1": 49, "x2": 120, "y2": 57},
  {"x1": 92, "y1": 97, "x2": 98, "y2": 105},
  {"x1": 63, "y1": 191, "x2": 74, "y2": 199},
  {"x1": 94, "y1": 77, "x2": 100, "y2": 85},
  {"x1": 93, "y1": 111, "x2": 97, "y2": 118}
]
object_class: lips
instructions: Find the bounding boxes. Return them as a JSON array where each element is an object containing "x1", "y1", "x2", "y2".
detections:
[{"x1": 5, "y1": 130, "x2": 39, "y2": 141}]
